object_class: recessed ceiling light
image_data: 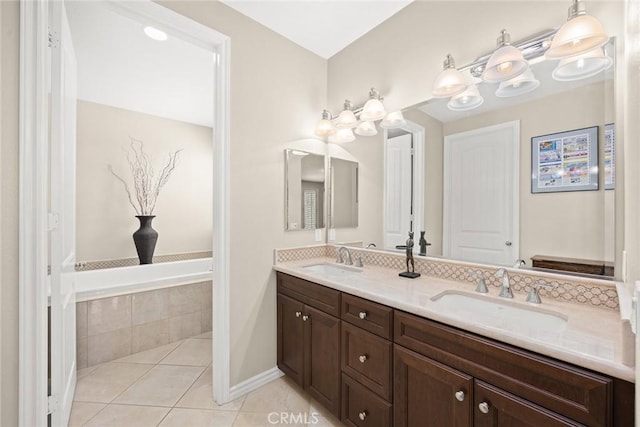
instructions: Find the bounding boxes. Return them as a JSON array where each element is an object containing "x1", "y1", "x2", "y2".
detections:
[{"x1": 144, "y1": 26, "x2": 168, "y2": 41}]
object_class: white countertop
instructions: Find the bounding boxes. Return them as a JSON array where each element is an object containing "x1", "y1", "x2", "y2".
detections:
[{"x1": 274, "y1": 257, "x2": 635, "y2": 382}]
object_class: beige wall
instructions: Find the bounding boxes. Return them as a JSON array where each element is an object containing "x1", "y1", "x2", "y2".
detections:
[
  {"x1": 443, "y1": 82, "x2": 613, "y2": 264},
  {"x1": 159, "y1": 1, "x2": 327, "y2": 386},
  {"x1": 1, "y1": 2, "x2": 19, "y2": 425},
  {"x1": 76, "y1": 100, "x2": 213, "y2": 261}
]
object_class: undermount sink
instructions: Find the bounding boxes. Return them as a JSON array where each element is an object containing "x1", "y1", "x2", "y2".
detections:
[
  {"x1": 431, "y1": 291, "x2": 568, "y2": 331},
  {"x1": 303, "y1": 263, "x2": 362, "y2": 276}
]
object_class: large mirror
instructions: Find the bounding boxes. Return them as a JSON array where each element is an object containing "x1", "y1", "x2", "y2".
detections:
[
  {"x1": 285, "y1": 149, "x2": 326, "y2": 230},
  {"x1": 330, "y1": 157, "x2": 359, "y2": 228},
  {"x1": 340, "y1": 38, "x2": 617, "y2": 278}
]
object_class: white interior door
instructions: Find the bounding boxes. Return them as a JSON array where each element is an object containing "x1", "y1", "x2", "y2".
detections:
[
  {"x1": 384, "y1": 133, "x2": 413, "y2": 250},
  {"x1": 49, "y1": 1, "x2": 78, "y2": 424},
  {"x1": 444, "y1": 121, "x2": 519, "y2": 265}
]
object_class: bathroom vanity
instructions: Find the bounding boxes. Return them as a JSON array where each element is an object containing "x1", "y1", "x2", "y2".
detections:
[{"x1": 274, "y1": 251, "x2": 634, "y2": 427}]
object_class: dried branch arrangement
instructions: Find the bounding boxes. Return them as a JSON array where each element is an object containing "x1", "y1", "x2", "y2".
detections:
[{"x1": 109, "y1": 137, "x2": 182, "y2": 215}]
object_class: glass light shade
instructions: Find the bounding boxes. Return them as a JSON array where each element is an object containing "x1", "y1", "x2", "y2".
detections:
[
  {"x1": 495, "y1": 69, "x2": 540, "y2": 98},
  {"x1": 314, "y1": 118, "x2": 336, "y2": 137},
  {"x1": 355, "y1": 121, "x2": 377, "y2": 136},
  {"x1": 328, "y1": 128, "x2": 355, "y2": 143},
  {"x1": 380, "y1": 111, "x2": 407, "y2": 129},
  {"x1": 545, "y1": 14, "x2": 608, "y2": 59},
  {"x1": 552, "y1": 47, "x2": 612, "y2": 81},
  {"x1": 359, "y1": 98, "x2": 386, "y2": 121},
  {"x1": 482, "y1": 45, "x2": 528, "y2": 83},
  {"x1": 335, "y1": 109, "x2": 358, "y2": 129},
  {"x1": 447, "y1": 85, "x2": 484, "y2": 111},
  {"x1": 432, "y1": 68, "x2": 467, "y2": 98}
]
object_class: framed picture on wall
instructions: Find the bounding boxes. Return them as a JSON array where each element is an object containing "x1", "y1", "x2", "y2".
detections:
[
  {"x1": 531, "y1": 126, "x2": 599, "y2": 193},
  {"x1": 604, "y1": 123, "x2": 615, "y2": 190}
]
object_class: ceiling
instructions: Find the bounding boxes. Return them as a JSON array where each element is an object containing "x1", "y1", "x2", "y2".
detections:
[
  {"x1": 66, "y1": 2, "x2": 215, "y2": 128},
  {"x1": 220, "y1": 0, "x2": 413, "y2": 59}
]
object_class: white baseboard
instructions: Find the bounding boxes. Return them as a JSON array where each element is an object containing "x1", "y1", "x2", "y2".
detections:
[{"x1": 228, "y1": 367, "x2": 284, "y2": 401}]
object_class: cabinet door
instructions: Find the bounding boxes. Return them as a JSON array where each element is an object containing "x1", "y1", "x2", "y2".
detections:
[
  {"x1": 304, "y1": 305, "x2": 341, "y2": 418},
  {"x1": 474, "y1": 380, "x2": 582, "y2": 427},
  {"x1": 395, "y1": 345, "x2": 473, "y2": 427},
  {"x1": 277, "y1": 293, "x2": 304, "y2": 387}
]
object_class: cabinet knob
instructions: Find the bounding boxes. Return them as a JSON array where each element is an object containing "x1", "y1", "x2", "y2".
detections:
[
  {"x1": 358, "y1": 355, "x2": 367, "y2": 363},
  {"x1": 358, "y1": 311, "x2": 367, "y2": 319},
  {"x1": 455, "y1": 391, "x2": 465, "y2": 401},
  {"x1": 295, "y1": 311, "x2": 301, "y2": 318},
  {"x1": 478, "y1": 402, "x2": 490, "y2": 414},
  {"x1": 302, "y1": 315, "x2": 309, "y2": 321},
  {"x1": 358, "y1": 411, "x2": 367, "y2": 421}
]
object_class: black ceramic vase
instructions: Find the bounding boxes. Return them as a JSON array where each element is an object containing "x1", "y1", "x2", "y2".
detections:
[{"x1": 133, "y1": 215, "x2": 158, "y2": 264}]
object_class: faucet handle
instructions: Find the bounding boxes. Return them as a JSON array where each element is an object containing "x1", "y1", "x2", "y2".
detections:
[
  {"x1": 354, "y1": 256, "x2": 363, "y2": 268},
  {"x1": 526, "y1": 281, "x2": 553, "y2": 304},
  {"x1": 469, "y1": 270, "x2": 488, "y2": 294},
  {"x1": 336, "y1": 251, "x2": 343, "y2": 264}
]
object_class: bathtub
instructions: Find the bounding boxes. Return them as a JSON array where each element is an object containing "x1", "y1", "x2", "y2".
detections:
[{"x1": 73, "y1": 257, "x2": 213, "y2": 302}]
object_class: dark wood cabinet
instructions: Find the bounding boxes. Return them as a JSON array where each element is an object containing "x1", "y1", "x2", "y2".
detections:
[
  {"x1": 342, "y1": 374, "x2": 392, "y2": 427},
  {"x1": 277, "y1": 273, "x2": 341, "y2": 418},
  {"x1": 394, "y1": 344, "x2": 473, "y2": 427}
]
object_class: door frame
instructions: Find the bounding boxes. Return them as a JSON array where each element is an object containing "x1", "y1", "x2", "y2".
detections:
[
  {"x1": 382, "y1": 120, "x2": 425, "y2": 250},
  {"x1": 18, "y1": 1, "x2": 232, "y2": 423},
  {"x1": 442, "y1": 120, "x2": 520, "y2": 263}
]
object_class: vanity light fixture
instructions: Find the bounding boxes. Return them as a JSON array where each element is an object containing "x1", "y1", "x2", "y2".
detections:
[
  {"x1": 482, "y1": 29, "x2": 529, "y2": 83},
  {"x1": 335, "y1": 100, "x2": 358, "y2": 129},
  {"x1": 355, "y1": 121, "x2": 378, "y2": 136},
  {"x1": 314, "y1": 110, "x2": 337, "y2": 137},
  {"x1": 380, "y1": 111, "x2": 407, "y2": 129},
  {"x1": 551, "y1": 46, "x2": 612, "y2": 81},
  {"x1": 143, "y1": 26, "x2": 168, "y2": 41},
  {"x1": 447, "y1": 85, "x2": 484, "y2": 111},
  {"x1": 328, "y1": 128, "x2": 356, "y2": 144},
  {"x1": 545, "y1": 0, "x2": 608, "y2": 59},
  {"x1": 432, "y1": 54, "x2": 467, "y2": 98},
  {"x1": 360, "y1": 88, "x2": 387, "y2": 121},
  {"x1": 495, "y1": 68, "x2": 540, "y2": 98}
]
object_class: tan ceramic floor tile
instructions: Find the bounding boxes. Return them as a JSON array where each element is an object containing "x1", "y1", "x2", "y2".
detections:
[
  {"x1": 113, "y1": 364, "x2": 205, "y2": 407},
  {"x1": 159, "y1": 338, "x2": 211, "y2": 366},
  {"x1": 68, "y1": 402, "x2": 106, "y2": 426},
  {"x1": 159, "y1": 408, "x2": 237, "y2": 427},
  {"x1": 76, "y1": 364, "x2": 101, "y2": 380},
  {"x1": 74, "y1": 363, "x2": 153, "y2": 403},
  {"x1": 113, "y1": 341, "x2": 181, "y2": 364},
  {"x1": 84, "y1": 404, "x2": 169, "y2": 427},
  {"x1": 233, "y1": 412, "x2": 307, "y2": 427},
  {"x1": 309, "y1": 398, "x2": 344, "y2": 426},
  {"x1": 240, "y1": 377, "x2": 310, "y2": 414}
]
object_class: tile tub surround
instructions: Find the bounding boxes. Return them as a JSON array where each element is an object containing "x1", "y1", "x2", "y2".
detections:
[
  {"x1": 274, "y1": 255, "x2": 634, "y2": 383},
  {"x1": 275, "y1": 245, "x2": 619, "y2": 310},
  {"x1": 76, "y1": 281, "x2": 213, "y2": 368},
  {"x1": 75, "y1": 251, "x2": 213, "y2": 271}
]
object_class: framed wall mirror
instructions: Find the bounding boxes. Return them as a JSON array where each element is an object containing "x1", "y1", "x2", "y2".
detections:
[
  {"x1": 329, "y1": 157, "x2": 359, "y2": 228},
  {"x1": 339, "y1": 37, "x2": 618, "y2": 279},
  {"x1": 285, "y1": 149, "x2": 326, "y2": 231}
]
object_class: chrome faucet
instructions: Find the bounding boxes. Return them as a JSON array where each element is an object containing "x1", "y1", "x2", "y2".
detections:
[
  {"x1": 526, "y1": 281, "x2": 554, "y2": 304},
  {"x1": 495, "y1": 268, "x2": 513, "y2": 298},
  {"x1": 513, "y1": 259, "x2": 526, "y2": 269},
  {"x1": 469, "y1": 269, "x2": 488, "y2": 293},
  {"x1": 336, "y1": 246, "x2": 353, "y2": 266}
]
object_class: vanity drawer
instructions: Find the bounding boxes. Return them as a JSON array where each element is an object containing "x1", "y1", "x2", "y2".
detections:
[
  {"x1": 342, "y1": 293, "x2": 393, "y2": 339},
  {"x1": 342, "y1": 321, "x2": 392, "y2": 401},
  {"x1": 394, "y1": 310, "x2": 612, "y2": 427},
  {"x1": 341, "y1": 374, "x2": 392, "y2": 427},
  {"x1": 277, "y1": 272, "x2": 341, "y2": 316}
]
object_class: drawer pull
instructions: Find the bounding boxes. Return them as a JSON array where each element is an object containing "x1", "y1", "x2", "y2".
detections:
[
  {"x1": 478, "y1": 402, "x2": 490, "y2": 414},
  {"x1": 359, "y1": 311, "x2": 367, "y2": 319},
  {"x1": 295, "y1": 311, "x2": 301, "y2": 318},
  {"x1": 358, "y1": 411, "x2": 367, "y2": 421},
  {"x1": 455, "y1": 391, "x2": 465, "y2": 401},
  {"x1": 358, "y1": 355, "x2": 368, "y2": 363},
  {"x1": 302, "y1": 315, "x2": 309, "y2": 321}
]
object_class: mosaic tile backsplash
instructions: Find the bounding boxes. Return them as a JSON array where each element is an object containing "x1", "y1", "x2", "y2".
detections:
[{"x1": 275, "y1": 245, "x2": 619, "y2": 310}]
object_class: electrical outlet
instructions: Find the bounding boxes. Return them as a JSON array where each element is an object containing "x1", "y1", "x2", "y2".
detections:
[
  {"x1": 315, "y1": 229, "x2": 322, "y2": 242},
  {"x1": 329, "y1": 229, "x2": 336, "y2": 241}
]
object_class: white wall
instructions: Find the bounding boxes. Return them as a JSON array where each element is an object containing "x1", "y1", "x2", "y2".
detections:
[
  {"x1": 76, "y1": 100, "x2": 213, "y2": 261},
  {"x1": 159, "y1": 1, "x2": 327, "y2": 387}
]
